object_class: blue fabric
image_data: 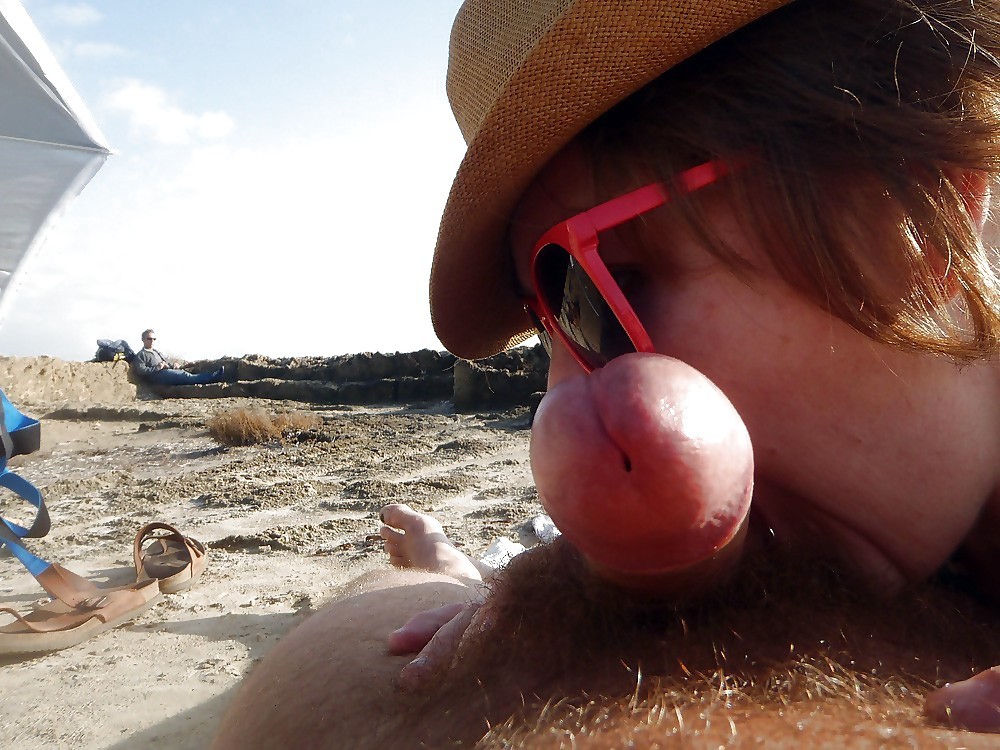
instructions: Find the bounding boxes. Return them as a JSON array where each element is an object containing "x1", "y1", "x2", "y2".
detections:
[
  {"x1": 1, "y1": 390, "x2": 35, "y2": 435},
  {"x1": 1, "y1": 389, "x2": 40, "y2": 457},
  {"x1": 0, "y1": 464, "x2": 53, "y2": 577},
  {"x1": 145, "y1": 367, "x2": 224, "y2": 386},
  {"x1": 0, "y1": 389, "x2": 52, "y2": 578},
  {"x1": 0, "y1": 528, "x2": 50, "y2": 577},
  {"x1": 0, "y1": 470, "x2": 44, "y2": 536}
]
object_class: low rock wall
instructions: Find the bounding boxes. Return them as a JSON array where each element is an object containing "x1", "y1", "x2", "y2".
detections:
[{"x1": 1, "y1": 346, "x2": 549, "y2": 410}]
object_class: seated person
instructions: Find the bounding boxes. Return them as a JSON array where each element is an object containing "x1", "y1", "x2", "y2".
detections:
[
  {"x1": 213, "y1": 0, "x2": 1000, "y2": 746},
  {"x1": 131, "y1": 329, "x2": 224, "y2": 386}
]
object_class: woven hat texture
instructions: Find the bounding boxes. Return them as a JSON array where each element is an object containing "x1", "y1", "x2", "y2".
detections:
[{"x1": 430, "y1": 0, "x2": 794, "y2": 359}]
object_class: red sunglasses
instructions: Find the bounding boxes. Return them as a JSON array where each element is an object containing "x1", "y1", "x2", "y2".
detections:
[{"x1": 523, "y1": 159, "x2": 733, "y2": 373}]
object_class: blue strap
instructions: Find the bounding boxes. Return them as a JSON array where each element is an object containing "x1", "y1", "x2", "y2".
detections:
[
  {"x1": 1, "y1": 391, "x2": 13, "y2": 459},
  {"x1": 0, "y1": 389, "x2": 52, "y2": 578},
  {"x1": 0, "y1": 522, "x2": 50, "y2": 577},
  {"x1": 0, "y1": 465, "x2": 50, "y2": 539},
  {"x1": 0, "y1": 466, "x2": 53, "y2": 579},
  {"x1": 1, "y1": 388, "x2": 40, "y2": 459}
]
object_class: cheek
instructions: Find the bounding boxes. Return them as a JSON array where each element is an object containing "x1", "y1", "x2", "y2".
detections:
[
  {"x1": 636, "y1": 271, "x2": 908, "y2": 463},
  {"x1": 633, "y1": 274, "x2": 743, "y2": 361},
  {"x1": 634, "y1": 273, "x2": 824, "y2": 410}
]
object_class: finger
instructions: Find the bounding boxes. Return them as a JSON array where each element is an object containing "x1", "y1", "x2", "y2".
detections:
[
  {"x1": 925, "y1": 666, "x2": 1000, "y2": 732},
  {"x1": 380, "y1": 503, "x2": 445, "y2": 536},
  {"x1": 387, "y1": 602, "x2": 466, "y2": 655},
  {"x1": 380, "y1": 526, "x2": 404, "y2": 544},
  {"x1": 397, "y1": 602, "x2": 482, "y2": 692},
  {"x1": 381, "y1": 530, "x2": 404, "y2": 565},
  {"x1": 379, "y1": 503, "x2": 414, "y2": 527},
  {"x1": 386, "y1": 552, "x2": 407, "y2": 568}
]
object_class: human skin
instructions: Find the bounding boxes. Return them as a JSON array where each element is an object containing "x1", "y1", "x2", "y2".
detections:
[
  {"x1": 530, "y1": 352, "x2": 753, "y2": 590},
  {"x1": 504, "y1": 142, "x2": 1000, "y2": 726},
  {"x1": 379, "y1": 501, "x2": 486, "y2": 582},
  {"x1": 213, "y1": 141, "x2": 1000, "y2": 743},
  {"x1": 212, "y1": 541, "x2": 1000, "y2": 748},
  {"x1": 211, "y1": 570, "x2": 473, "y2": 750},
  {"x1": 385, "y1": 140, "x2": 1000, "y2": 722},
  {"x1": 510, "y1": 143, "x2": 1000, "y2": 593}
]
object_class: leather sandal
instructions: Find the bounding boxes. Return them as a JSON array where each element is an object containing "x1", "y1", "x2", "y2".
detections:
[
  {"x1": 134, "y1": 522, "x2": 208, "y2": 594},
  {"x1": 0, "y1": 571, "x2": 161, "y2": 655},
  {"x1": 0, "y1": 485, "x2": 161, "y2": 655},
  {"x1": 0, "y1": 398, "x2": 161, "y2": 655}
]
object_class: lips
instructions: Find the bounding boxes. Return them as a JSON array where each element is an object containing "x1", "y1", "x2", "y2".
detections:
[{"x1": 530, "y1": 353, "x2": 754, "y2": 589}]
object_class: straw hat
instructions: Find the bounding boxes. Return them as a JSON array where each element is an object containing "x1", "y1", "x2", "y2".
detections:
[{"x1": 430, "y1": 0, "x2": 795, "y2": 360}]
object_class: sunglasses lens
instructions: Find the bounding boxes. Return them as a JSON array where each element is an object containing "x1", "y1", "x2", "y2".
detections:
[
  {"x1": 535, "y1": 243, "x2": 636, "y2": 369},
  {"x1": 525, "y1": 307, "x2": 553, "y2": 357}
]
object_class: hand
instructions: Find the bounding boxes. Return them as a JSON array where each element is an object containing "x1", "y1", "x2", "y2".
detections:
[
  {"x1": 925, "y1": 666, "x2": 1000, "y2": 732},
  {"x1": 388, "y1": 596, "x2": 487, "y2": 691}
]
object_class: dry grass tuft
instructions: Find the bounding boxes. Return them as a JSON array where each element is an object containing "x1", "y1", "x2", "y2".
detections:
[{"x1": 207, "y1": 408, "x2": 322, "y2": 446}]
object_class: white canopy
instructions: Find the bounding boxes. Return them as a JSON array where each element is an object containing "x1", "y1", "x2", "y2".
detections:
[{"x1": 0, "y1": 0, "x2": 110, "y2": 320}]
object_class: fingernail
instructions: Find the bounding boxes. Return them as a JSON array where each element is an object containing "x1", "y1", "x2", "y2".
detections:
[{"x1": 398, "y1": 656, "x2": 428, "y2": 691}]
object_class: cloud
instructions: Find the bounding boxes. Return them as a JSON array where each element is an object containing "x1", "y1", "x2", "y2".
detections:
[
  {"x1": 103, "y1": 80, "x2": 235, "y2": 145},
  {"x1": 48, "y1": 3, "x2": 101, "y2": 26},
  {"x1": 0, "y1": 76, "x2": 466, "y2": 361},
  {"x1": 71, "y1": 41, "x2": 127, "y2": 60}
]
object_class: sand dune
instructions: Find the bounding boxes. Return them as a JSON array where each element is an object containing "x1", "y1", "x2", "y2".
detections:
[{"x1": 0, "y1": 355, "x2": 142, "y2": 407}]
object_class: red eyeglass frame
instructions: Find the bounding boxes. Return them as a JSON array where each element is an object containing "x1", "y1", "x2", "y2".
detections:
[{"x1": 523, "y1": 159, "x2": 733, "y2": 373}]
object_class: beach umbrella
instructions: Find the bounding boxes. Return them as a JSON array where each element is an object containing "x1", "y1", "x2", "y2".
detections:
[{"x1": 0, "y1": 0, "x2": 110, "y2": 321}]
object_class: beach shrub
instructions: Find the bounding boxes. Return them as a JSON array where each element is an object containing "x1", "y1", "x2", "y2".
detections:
[{"x1": 207, "y1": 408, "x2": 322, "y2": 446}]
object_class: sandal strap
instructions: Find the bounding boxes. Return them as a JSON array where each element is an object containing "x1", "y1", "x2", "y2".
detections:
[
  {"x1": 0, "y1": 467, "x2": 51, "y2": 579},
  {"x1": 133, "y1": 521, "x2": 186, "y2": 578},
  {"x1": 0, "y1": 603, "x2": 97, "y2": 634},
  {"x1": 0, "y1": 580, "x2": 159, "y2": 634},
  {"x1": 0, "y1": 520, "x2": 51, "y2": 577},
  {"x1": 0, "y1": 605, "x2": 68, "y2": 634},
  {"x1": 35, "y1": 563, "x2": 101, "y2": 606},
  {"x1": 0, "y1": 523, "x2": 98, "y2": 606}
]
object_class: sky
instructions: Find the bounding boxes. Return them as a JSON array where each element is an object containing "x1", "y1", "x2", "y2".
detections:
[{"x1": 0, "y1": 0, "x2": 469, "y2": 362}]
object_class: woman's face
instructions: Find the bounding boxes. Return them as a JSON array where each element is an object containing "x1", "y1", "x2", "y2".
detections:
[{"x1": 510, "y1": 143, "x2": 1000, "y2": 588}]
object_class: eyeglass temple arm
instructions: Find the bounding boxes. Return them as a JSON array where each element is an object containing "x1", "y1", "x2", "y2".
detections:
[{"x1": 585, "y1": 160, "x2": 734, "y2": 233}]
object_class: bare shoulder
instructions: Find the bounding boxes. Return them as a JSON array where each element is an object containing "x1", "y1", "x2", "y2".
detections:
[{"x1": 211, "y1": 568, "x2": 471, "y2": 750}]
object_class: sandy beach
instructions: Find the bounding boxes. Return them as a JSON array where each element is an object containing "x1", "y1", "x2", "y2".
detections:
[
  {"x1": 3, "y1": 355, "x2": 1000, "y2": 749},
  {"x1": 0, "y1": 355, "x2": 539, "y2": 749}
]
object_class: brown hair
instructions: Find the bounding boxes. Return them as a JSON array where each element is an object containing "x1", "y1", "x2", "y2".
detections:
[
  {"x1": 582, "y1": 0, "x2": 1000, "y2": 360},
  {"x1": 385, "y1": 539, "x2": 997, "y2": 748}
]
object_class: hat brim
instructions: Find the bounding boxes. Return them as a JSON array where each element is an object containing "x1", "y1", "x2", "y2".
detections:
[{"x1": 430, "y1": 0, "x2": 793, "y2": 360}]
